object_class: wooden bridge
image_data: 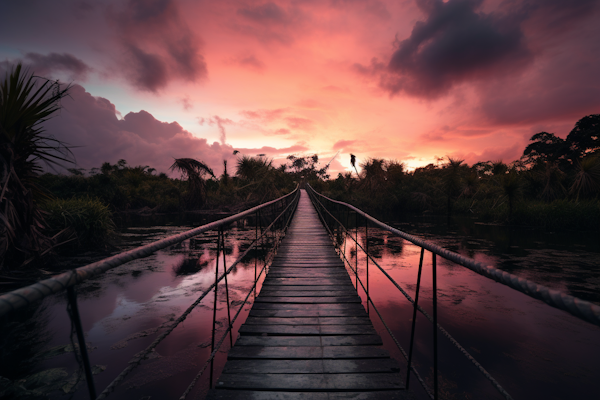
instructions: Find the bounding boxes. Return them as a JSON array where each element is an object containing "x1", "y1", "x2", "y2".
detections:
[
  {"x1": 207, "y1": 190, "x2": 409, "y2": 399},
  {"x1": 3, "y1": 186, "x2": 593, "y2": 399}
]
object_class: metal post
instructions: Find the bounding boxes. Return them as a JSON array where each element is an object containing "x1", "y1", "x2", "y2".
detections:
[
  {"x1": 343, "y1": 209, "x2": 349, "y2": 263},
  {"x1": 254, "y1": 211, "x2": 258, "y2": 297},
  {"x1": 66, "y1": 286, "x2": 97, "y2": 400},
  {"x1": 258, "y1": 209, "x2": 267, "y2": 272},
  {"x1": 221, "y1": 230, "x2": 233, "y2": 348},
  {"x1": 210, "y1": 231, "x2": 220, "y2": 388},
  {"x1": 355, "y1": 211, "x2": 359, "y2": 291},
  {"x1": 406, "y1": 247, "x2": 425, "y2": 389},
  {"x1": 432, "y1": 252, "x2": 438, "y2": 400},
  {"x1": 365, "y1": 218, "x2": 369, "y2": 315}
]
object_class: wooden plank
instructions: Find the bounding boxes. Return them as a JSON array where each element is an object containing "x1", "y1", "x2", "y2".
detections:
[
  {"x1": 210, "y1": 190, "x2": 408, "y2": 398},
  {"x1": 248, "y1": 309, "x2": 366, "y2": 318},
  {"x1": 228, "y1": 346, "x2": 389, "y2": 359},
  {"x1": 263, "y1": 278, "x2": 352, "y2": 286},
  {"x1": 250, "y1": 303, "x2": 364, "y2": 311},
  {"x1": 258, "y1": 290, "x2": 356, "y2": 297},
  {"x1": 239, "y1": 324, "x2": 384, "y2": 336},
  {"x1": 266, "y1": 273, "x2": 348, "y2": 279},
  {"x1": 254, "y1": 296, "x2": 361, "y2": 304},
  {"x1": 214, "y1": 373, "x2": 404, "y2": 390},
  {"x1": 234, "y1": 335, "x2": 383, "y2": 347},
  {"x1": 244, "y1": 317, "x2": 371, "y2": 325},
  {"x1": 259, "y1": 285, "x2": 354, "y2": 291},
  {"x1": 222, "y1": 359, "x2": 400, "y2": 374},
  {"x1": 207, "y1": 390, "x2": 409, "y2": 400}
]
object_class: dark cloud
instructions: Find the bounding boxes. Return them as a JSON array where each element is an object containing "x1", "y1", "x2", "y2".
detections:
[
  {"x1": 111, "y1": 0, "x2": 207, "y2": 92},
  {"x1": 119, "y1": 109, "x2": 182, "y2": 144},
  {"x1": 273, "y1": 128, "x2": 291, "y2": 135},
  {"x1": 516, "y1": 0, "x2": 598, "y2": 35},
  {"x1": 43, "y1": 84, "x2": 233, "y2": 175},
  {"x1": 330, "y1": 0, "x2": 390, "y2": 19},
  {"x1": 359, "y1": 0, "x2": 599, "y2": 100},
  {"x1": 477, "y1": 15, "x2": 600, "y2": 126},
  {"x1": 377, "y1": 0, "x2": 531, "y2": 98},
  {"x1": 237, "y1": 2, "x2": 288, "y2": 24},
  {"x1": 125, "y1": 44, "x2": 169, "y2": 92},
  {"x1": 420, "y1": 125, "x2": 492, "y2": 142},
  {"x1": 233, "y1": 2, "x2": 301, "y2": 44},
  {"x1": 23, "y1": 52, "x2": 92, "y2": 81}
]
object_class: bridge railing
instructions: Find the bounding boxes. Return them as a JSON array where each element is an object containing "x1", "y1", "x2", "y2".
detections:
[
  {"x1": 0, "y1": 186, "x2": 300, "y2": 400},
  {"x1": 307, "y1": 184, "x2": 600, "y2": 400}
]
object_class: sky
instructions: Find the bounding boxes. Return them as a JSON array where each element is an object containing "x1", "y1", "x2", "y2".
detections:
[{"x1": 1, "y1": 0, "x2": 599, "y2": 176}]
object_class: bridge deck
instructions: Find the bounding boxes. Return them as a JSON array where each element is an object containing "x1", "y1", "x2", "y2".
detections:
[{"x1": 207, "y1": 190, "x2": 409, "y2": 399}]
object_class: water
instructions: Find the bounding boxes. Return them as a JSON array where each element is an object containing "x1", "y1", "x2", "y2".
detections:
[
  {"x1": 1, "y1": 215, "x2": 599, "y2": 399},
  {"x1": 1, "y1": 219, "x2": 271, "y2": 400},
  {"x1": 345, "y1": 215, "x2": 600, "y2": 400}
]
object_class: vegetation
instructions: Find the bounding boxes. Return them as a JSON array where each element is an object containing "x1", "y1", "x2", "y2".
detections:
[
  {"x1": 2, "y1": 59, "x2": 598, "y2": 271},
  {"x1": 0, "y1": 64, "x2": 72, "y2": 269},
  {"x1": 43, "y1": 197, "x2": 115, "y2": 247},
  {"x1": 319, "y1": 115, "x2": 600, "y2": 230}
]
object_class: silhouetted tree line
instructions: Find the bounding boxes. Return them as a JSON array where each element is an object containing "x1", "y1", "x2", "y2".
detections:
[
  {"x1": 2, "y1": 60, "x2": 598, "y2": 270},
  {"x1": 318, "y1": 114, "x2": 599, "y2": 230}
]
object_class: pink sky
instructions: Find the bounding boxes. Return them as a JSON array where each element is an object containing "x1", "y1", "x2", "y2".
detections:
[{"x1": 2, "y1": 0, "x2": 599, "y2": 176}]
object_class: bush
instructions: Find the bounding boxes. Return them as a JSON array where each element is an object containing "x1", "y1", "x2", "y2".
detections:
[{"x1": 43, "y1": 198, "x2": 116, "y2": 247}]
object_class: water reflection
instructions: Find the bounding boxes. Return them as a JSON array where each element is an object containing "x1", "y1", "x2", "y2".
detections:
[
  {"x1": 343, "y1": 218, "x2": 600, "y2": 400},
  {"x1": 0, "y1": 222, "x2": 267, "y2": 400}
]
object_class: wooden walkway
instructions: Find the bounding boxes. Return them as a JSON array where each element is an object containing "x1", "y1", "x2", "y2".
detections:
[{"x1": 207, "y1": 190, "x2": 409, "y2": 399}]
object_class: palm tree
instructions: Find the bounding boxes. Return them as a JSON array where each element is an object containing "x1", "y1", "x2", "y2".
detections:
[
  {"x1": 570, "y1": 155, "x2": 600, "y2": 201},
  {"x1": 443, "y1": 157, "x2": 465, "y2": 215},
  {"x1": 221, "y1": 160, "x2": 230, "y2": 186},
  {"x1": 350, "y1": 154, "x2": 360, "y2": 179},
  {"x1": 501, "y1": 170, "x2": 521, "y2": 219},
  {"x1": 236, "y1": 155, "x2": 271, "y2": 182},
  {"x1": 1, "y1": 64, "x2": 73, "y2": 269},
  {"x1": 169, "y1": 158, "x2": 215, "y2": 209}
]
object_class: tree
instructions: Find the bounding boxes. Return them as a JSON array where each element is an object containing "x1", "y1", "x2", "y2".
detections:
[
  {"x1": 350, "y1": 154, "x2": 360, "y2": 179},
  {"x1": 169, "y1": 158, "x2": 215, "y2": 209},
  {"x1": 0, "y1": 64, "x2": 72, "y2": 269},
  {"x1": 566, "y1": 114, "x2": 600, "y2": 159},
  {"x1": 569, "y1": 155, "x2": 600, "y2": 200},
  {"x1": 443, "y1": 157, "x2": 466, "y2": 215},
  {"x1": 522, "y1": 132, "x2": 567, "y2": 165}
]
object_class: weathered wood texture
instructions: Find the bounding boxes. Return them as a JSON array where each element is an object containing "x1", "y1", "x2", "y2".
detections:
[{"x1": 207, "y1": 190, "x2": 409, "y2": 399}]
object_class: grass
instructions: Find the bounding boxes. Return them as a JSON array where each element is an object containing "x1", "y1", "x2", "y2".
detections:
[{"x1": 42, "y1": 197, "x2": 116, "y2": 248}]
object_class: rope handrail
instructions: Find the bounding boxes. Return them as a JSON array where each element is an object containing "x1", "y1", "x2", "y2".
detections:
[
  {"x1": 306, "y1": 187, "x2": 511, "y2": 400},
  {"x1": 97, "y1": 188, "x2": 300, "y2": 399},
  {"x1": 306, "y1": 184, "x2": 600, "y2": 327},
  {"x1": 308, "y1": 193, "x2": 434, "y2": 399},
  {"x1": 0, "y1": 187, "x2": 299, "y2": 318}
]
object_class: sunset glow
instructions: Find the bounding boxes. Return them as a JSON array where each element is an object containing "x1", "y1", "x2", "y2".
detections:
[{"x1": 2, "y1": 0, "x2": 599, "y2": 175}]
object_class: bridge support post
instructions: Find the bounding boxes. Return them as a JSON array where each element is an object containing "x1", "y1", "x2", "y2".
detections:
[
  {"x1": 220, "y1": 229, "x2": 233, "y2": 348},
  {"x1": 254, "y1": 211, "x2": 258, "y2": 297},
  {"x1": 210, "y1": 231, "x2": 220, "y2": 388},
  {"x1": 66, "y1": 286, "x2": 97, "y2": 400},
  {"x1": 365, "y1": 218, "x2": 369, "y2": 315},
  {"x1": 406, "y1": 248, "x2": 425, "y2": 390},
  {"x1": 355, "y1": 211, "x2": 358, "y2": 291},
  {"x1": 433, "y1": 252, "x2": 438, "y2": 400}
]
